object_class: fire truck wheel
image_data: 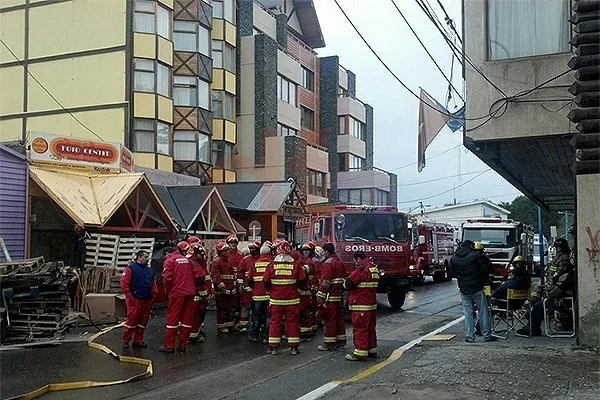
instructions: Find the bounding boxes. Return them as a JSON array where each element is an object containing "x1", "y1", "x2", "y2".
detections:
[
  {"x1": 387, "y1": 292, "x2": 406, "y2": 311},
  {"x1": 413, "y1": 272, "x2": 425, "y2": 286},
  {"x1": 432, "y1": 271, "x2": 445, "y2": 283}
]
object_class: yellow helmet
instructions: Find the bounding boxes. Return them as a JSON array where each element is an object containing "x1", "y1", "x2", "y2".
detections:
[
  {"x1": 474, "y1": 242, "x2": 484, "y2": 250},
  {"x1": 314, "y1": 246, "x2": 324, "y2": 259},
  {"x1": 513, "y1": 255, "x2": 525, "y2": 263}
]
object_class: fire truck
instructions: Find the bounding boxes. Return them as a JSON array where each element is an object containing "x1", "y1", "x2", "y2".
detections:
[
  {"x1": 408, "y1": 218, "x2": 455, "y2": 285},
  {"x1": 461, "y1": 218, "x2": 534, "y2": 280},
  {"x1": 295, "y1": 205, "x2": 412, "y2": 310}
]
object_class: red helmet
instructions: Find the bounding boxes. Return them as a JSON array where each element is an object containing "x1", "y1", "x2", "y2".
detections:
[
  {"x1": 276, "y1": 240, "x2": 291, "y2": 255},
  {"x1": 177, "y1": 241, "x2": 191, "y2": 253},
  {"x1": 191, "y1": 242, "x2": 205, "y2": 253},
  {"x1": 249, "y1": 240, "x2": 261, "y2": 249},
  {"x1": 187, "y1": 235, "x2": 201, "y2": 245},
  {"x1": 307, "y1": 241, "x2": 316, "y2": 249},
  {"x1": 272, "y1": 238, "x2": 283, "y2": 248},
  {"x1": 263, "y1": 240, "x2": 273, "y2": 248},
  {"x1": 226, "y1": 234, "x2": 238, "y2": 243},
  {"x1": 216, "y1": 242, "x2": 229, "y2": 252},
  {"x1": 301, "y1": 241, "x2": 315, "y2": 250}
]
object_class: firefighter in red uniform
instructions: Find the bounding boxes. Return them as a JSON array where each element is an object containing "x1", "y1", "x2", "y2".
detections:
[
  {"x1": 212, "y1": 242, "x2": 237, "y2": 333},
  {"x1": 343, "y1": 251, "x2": 380, "y2": 361},
  {"x1": 226, "y1": 234, "x2": 243, "y2": 327},
  {"x1": 316, "y1": 243, "x2": 347, "y2": 350},
  {"x1": 297, "y1": 242, "x2": 315, "y2": 341},
  {"x1": 188, "y1": 242, "x2": 213, "y2": 343},
  {"x1": 247, "y1": 243, "x2": 273, "y2": 343},
  {"x1": 160, "y1": 241, "x2": 196, "y2": 353},
  {"x1": 311, "y1": 245, "x2": 325, "y2": 335},
  {"x1": 121, "y1": 250, "x2": 156, "y2": 349},
  {"x1": 237, "y1": 240, "x2": 260, "y2": 333},
  {"x1": 263, "y1": 240, "x2": 307, "y2": 355}
]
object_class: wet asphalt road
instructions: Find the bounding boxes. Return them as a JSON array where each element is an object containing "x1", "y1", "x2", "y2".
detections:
[{"x1": 0, "y1": 278, "x2": 462, "y2": 400}]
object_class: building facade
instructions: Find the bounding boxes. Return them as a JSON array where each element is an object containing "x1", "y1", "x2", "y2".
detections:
[{"x1": 462, "y1": 0, "x2": 599, "y2": 345}]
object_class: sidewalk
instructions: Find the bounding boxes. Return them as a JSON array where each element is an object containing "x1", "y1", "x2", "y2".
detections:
[{"x1": 321, "y1": 320, "x2": 600, "y2": 400}]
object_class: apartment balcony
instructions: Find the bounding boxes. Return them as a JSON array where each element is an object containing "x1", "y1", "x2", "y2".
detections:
[
  {"x1": 337, "y1": 167, "x2": 391, "y2": 190},
  {"x1": 337, "y1": 94, "x2": 365, "y2": 122}
]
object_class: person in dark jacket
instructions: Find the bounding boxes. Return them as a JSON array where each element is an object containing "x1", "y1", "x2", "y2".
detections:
[
  {"x1": 491, "y1": 255, "x2": 531, "y2": 305},
  {"x1": 450, "y1": 240, "x2": 497, "y2": 343}
]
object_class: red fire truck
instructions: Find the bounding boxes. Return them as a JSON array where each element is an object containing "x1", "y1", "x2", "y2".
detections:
[
  {"x1": 408, "y1": 218, "x2": 455, "y2": 285},
  {"x1": 295, "y1": 204, "x2": 412, "y2": 310}
]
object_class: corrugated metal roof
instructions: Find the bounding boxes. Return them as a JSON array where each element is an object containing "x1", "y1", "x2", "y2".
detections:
[
  {"x1": 215, "y1": 182, "x2": 264, "y2": 211},
  {"x1": 247, "y1": 182, "x2": 294, "y2": 212},
  {"x1": 154, "y1": 185, "x2": 185, "y2": 228},
  {"x1": 163, "y1": 186, "x2": 214, "y2": 229}
]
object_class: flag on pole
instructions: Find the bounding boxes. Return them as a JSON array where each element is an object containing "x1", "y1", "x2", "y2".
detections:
[
  {"x1": 418, "y1": 89, "x2": 449, "y2": 172},
  {"x1": 447, "y1": 106, "x2": 465, "y2": 132}
]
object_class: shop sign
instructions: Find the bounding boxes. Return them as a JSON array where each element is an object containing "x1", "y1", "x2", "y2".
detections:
[{"x1": 29, "y1": 132, "x2": 134, "y2": 174}]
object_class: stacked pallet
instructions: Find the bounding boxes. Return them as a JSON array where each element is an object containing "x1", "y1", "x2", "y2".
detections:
[{"x1": 0, "y1": 259, "x2": 70, "y2": 342}]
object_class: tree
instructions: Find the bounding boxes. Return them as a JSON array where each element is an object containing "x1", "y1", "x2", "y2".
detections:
[{"x1": 501, "y1": 196, "x2": 566, "y2": 239}]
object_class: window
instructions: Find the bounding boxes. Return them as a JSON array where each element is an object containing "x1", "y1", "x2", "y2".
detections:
[
  {"x1": 307, "y1": 169, "x2": 326, "y2": 197},
  {"x1": 133, "y1": 119, "x2": 170, "y2": 155},
  {"x1": 301, "y1": 66, "x2": 314, "y2": 91},
  {"x1": 339, "y1": 116, "x2": 346, "y2": 134},
  {"x1": 349, "y1": 117, "x2": 364, "y2": 140},
  {"x1": 134, "y1": 1, "x2": 171, "y2": 39},
  {"x1": 338, "y1": 153, "x2": 346, "y2": 171},
  {"x1": 337, "y1": 189, "x2": 371, "y2": 206},
  {"x1": 213, "y1": 0, "x2": 234, "y2": 23},
  {"x1": 174, "y1": 131, "x2": 210, "y2": 162},
  {"x1": 134, "y1": 59, "x2": 155, "y2": 92},
  {"x1": 301, "y1": 107, "x2": 315, "y2": 131},
  {"x1": 487, "y1": 0, "x2": 570, "y2": 60},
  {"x1": 212, "y1": 140, "x2": 233, "y2": 169},
  {"x1": 349, "y1": 154, "x2": 364, "y2": 170},
  {"x1": 134, "y1": 59, "x2": 171, "y2": 96},
  {"x1": 375, "y1": 189, "x2": 389, "y2": 206},
  {"x1": 277, "y1": 75, "x2": 297, "y2": 106},
  {"x1": 156, "y1": 63, "x2": 170, "y2": 97},
  {"x1": 212, "y1": 90, "x2": 234, "y2": 120},
  {"x1": 212, "y1": 40, "x2": 234, "y2": 72},
  {"x1": 277, "y1": 124, "x2": 297, "y2": 136},
  {"x1": 174, "y1": 21, "x2": 210, "y2": 55},
  {"x1": 173, "y1": 76, "x2": 197, "y2": 106}
]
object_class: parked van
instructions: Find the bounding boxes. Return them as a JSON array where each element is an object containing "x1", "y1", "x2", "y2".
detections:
[{"x1": 533, "y1": 234, "x2": 550, "y2": 273}]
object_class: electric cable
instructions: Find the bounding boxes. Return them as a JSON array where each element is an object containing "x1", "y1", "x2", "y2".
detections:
[
  {"x1": 0, "y1": 38, "x2": 106, "y2": 142},
  {"x1": 389, "y1": 0, "x2": 464, "y2": 103},
  {"x1": 435, "y1": 0, "x2": 463, "y2": 43}
]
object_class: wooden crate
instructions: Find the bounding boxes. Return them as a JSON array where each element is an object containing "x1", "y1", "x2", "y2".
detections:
[
  {"x1": 116, "y1": 237, "x2": 155, "y2": 274},
  {"x1": 84, "y1": 234, "x2": 120, "y2": 269}
]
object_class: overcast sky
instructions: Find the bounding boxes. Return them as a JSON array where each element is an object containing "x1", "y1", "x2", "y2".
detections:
[{"x1": 312, "y1": 0, "x2": 522, "y2": 213}]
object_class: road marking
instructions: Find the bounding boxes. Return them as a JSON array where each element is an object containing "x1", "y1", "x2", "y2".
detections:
[{"x1": 296, "y1": 315, "x2": 465, "y2": 400}]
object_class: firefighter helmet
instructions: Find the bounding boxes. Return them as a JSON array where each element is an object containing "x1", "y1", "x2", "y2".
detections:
[
  {"x1": 263, "y1": 240, "x2": 273, "y2": 248},
  {"x1": 553, "y1": 238, "x2": 570, "y2": 253},
  {"x1": 474, "y1": 242, "x2": 484, "y2": 250},
  {"x1": 216, "y1": 242, "x2": 229, "y2": 252},
  {"x1": 273, "y1": 238, "x2": 284, "y2": 248},
  {"x1": 177, "y1": 241, "x2": 191, "y2": 253},
  {"x1": 301, "y1": 242, "x2": 312, "y2": 250},
  {"x1": 306, "y1": 241, "x2": 316, "y2": 249},
  {"x1": 241, "y1": 247, "x2": 250, "y2": 256},
  {"x1": 226, "y1": 234, "x2": 239, "y2": 243},
  {"x1": 513, "y1": 255, "x2": 525, "y2": 263},
  {"x1": 249, "y1": 240, "x2": 261, "y2": 249},
  {"x1": 314, "y1": 246, "x2": 324, "y2": 259},
  {"x1": 276, "y1": 240, "x2": 291, "y2": 255},
  {"x1": 187, "y1": 235, "x2": 201, "y2": 244}
]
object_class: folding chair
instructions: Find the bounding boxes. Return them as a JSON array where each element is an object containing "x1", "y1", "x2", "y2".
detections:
[
  {"x1": 544, "y1": 296, "x2": 575, "y2": 338},
  {"x1": 491, "y1": 288, "x2": 531, "y2": 339}
]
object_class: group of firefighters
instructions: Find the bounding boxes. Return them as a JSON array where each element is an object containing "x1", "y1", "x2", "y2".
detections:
[{"x1": 120, "y1": 234, "x2": 380, "y2": 361}]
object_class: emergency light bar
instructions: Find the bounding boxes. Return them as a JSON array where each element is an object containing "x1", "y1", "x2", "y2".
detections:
[
  {"x1": 334, "y1": 205, "x2": 397, "y2": 212},
  {"x1": 466, "y1": 218, "x2": 514, "y2": 223}
]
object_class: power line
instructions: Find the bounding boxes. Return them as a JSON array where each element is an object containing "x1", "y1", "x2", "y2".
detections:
[
  {"x1": 389, "y1": 0, "x2": 464, "y2": 103},
  {"x1": 0, "y1": 37, "x2": 105, "y2": 142},
  {"x1": 399, "y1": 169, "x2": 488, "y2": 186},
  {"x1": 396, "y1": 169, "x2": 491, "y2": 204},
  {"x1": 435, "y1": 0, "x2": 462, "y2": 44}
]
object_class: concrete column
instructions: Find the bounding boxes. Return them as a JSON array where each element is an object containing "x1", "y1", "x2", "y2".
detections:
[{"x1": 576, "y1": 173, "x2": 600, "y2": 347}]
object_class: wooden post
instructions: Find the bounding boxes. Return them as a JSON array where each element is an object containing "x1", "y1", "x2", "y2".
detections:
[{"x1": 271, "y1": 213, "x2": 278, "y2": 241}]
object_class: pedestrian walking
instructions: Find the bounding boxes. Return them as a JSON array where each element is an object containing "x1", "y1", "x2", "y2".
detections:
[
  {"x1": 343, "y1": 251, "x2": 379, "y2": 361},
  {"x1": 159, "y1": 241, "x2": 197, "y2": 353},
  {"x1": 121, "y1": 250, "x2": 156, "y2": 349},
  {"x1": 450, "y1": 240, "x2": 497, "y2": 343},
  {"x1": 263, "y1": 240, "x2": 307, "y2": 355}
]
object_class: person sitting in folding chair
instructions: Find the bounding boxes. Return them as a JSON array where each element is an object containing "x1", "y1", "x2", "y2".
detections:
[{"x1": 491, "y1": 256, "x2": 531, "y2": 307}]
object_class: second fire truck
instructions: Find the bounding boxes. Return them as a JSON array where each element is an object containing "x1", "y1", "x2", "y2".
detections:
[{"x1": 408, "y1": 218, "x2": 455, "y2": 285}]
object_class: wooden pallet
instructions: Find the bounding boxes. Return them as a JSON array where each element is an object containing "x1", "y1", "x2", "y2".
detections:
[
  {"x1": 81, "y1": 266, "x2": 115, "y2": 294},
  {"x1": 116, "y1": 237, "x2": 155, "y2": 274},
  {"x1": 0, "y1": 257, "x2": 44, "y2": 276},
  {"x1": 84, "y1": 233, "x2": 120, "y2": 269}
]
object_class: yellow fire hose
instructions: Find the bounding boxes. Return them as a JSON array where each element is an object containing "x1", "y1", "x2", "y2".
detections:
[{"x1": 8, "y1": 323, "x2": 153, "y2": 400}]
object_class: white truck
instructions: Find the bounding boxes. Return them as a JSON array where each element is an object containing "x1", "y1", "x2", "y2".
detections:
[{"x1": 461, "y1": 218, "x2": 535, "y2": 280}]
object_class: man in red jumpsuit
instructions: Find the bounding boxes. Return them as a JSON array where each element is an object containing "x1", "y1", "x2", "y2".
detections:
[
  {"x1": 188, "y1": 242, "x2": 213, "y2": 343},
  {"x1": 247, "y1": 243, "x2": 272, "y2": 343},
  {"x1": 160, "y1": 241, "x2": 196, "y2": 353},
  {"x1": 296, "y1": 242, "x2": 315, "y2": 341},
  {"x1": 121, "y1": 250, "x2": 156, "y2": 349},
  {"x1": 310, "y1": 245, "x2": 325, "y2": 336},
  {"x1": 212, "y1": 241, "x2": 237, "y2": 333},
  {"x1": 316, "y1": 243, "x2": 347, "y2": 351},
  {"x1": 263, "y1": 240, "x2": 307, "y2": 355},
  {"x1": 237, "y1": 240, "x2": 260, "y2": 334},
  {"x1": 343, "y1": 251, "x2": 380, "y2": 360},
  {"x1": 226, "y1": 234, "x2": 243, "y2": 327}
]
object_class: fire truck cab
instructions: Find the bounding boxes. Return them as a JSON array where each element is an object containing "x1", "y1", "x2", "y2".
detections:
[
  {"x1": 296, "y1": 205, "x2": 412, "y2": 310},
  {"x1": 408, "y1": 218, "x2": 455, "y2": 284},
  {"x1": 461, "y1": 218, "x2": 534, "y2": 281}
]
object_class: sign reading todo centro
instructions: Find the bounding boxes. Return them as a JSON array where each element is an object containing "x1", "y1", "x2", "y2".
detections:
[{"x1": 29, "y1": 132, "x2": 134, "y2": 174}]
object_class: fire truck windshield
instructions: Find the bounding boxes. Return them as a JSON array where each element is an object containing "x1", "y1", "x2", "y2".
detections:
[
  {"x1": 462, "y1": 228, "x2": 517, "y2": 248},
  {"x1": 334, "y1": 213, "x2": 407, "y2": 243}
]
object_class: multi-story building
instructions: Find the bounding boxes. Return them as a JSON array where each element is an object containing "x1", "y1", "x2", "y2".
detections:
[{"x1": 462, "y1": 0, "x2": 598, "y2": 345}]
